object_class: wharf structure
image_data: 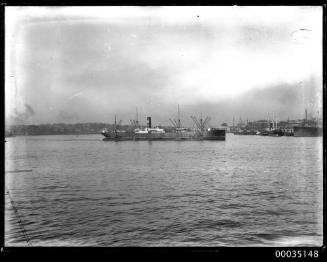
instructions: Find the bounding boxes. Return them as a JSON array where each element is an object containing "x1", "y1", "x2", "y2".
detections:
[
  {"x1": 231, "y1": 109, "x2": 322, "y2": 137},
  {"x1": 293, "y1": 109, "x2": 322, "y2": 137}
]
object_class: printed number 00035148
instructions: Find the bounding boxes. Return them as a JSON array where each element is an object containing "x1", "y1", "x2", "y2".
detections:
[{"x1": 275, "y1": 250, "x2": 319, "y2": 258}]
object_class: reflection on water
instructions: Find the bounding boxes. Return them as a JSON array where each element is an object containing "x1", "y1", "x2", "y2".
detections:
[{"x1": 5, "y1": 134, "x2": 323, "y2": 246}]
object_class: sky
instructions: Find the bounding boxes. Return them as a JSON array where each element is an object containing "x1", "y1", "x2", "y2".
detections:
[{"x1": 5, "y1": 6, "x2": 323, "y2": 127}]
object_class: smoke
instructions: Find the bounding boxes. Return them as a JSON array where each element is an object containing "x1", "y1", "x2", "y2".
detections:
[
  {"x1": 7, "y1": 104, "x2": 35, "y2": 125},
  {"x1": 154, "y1": 78, "x2": 322, "y2": 127},
  {"x1": 25, "y1": 104, "x2": 35, "y2": 116}
]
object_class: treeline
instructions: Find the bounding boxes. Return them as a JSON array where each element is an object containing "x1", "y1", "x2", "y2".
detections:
[
  {"x1": 5, "y1": 123, "x2": 176, "y2": 136},
  {"x1": 6, "y1": 123, "x2": 113, "y2": 136}
]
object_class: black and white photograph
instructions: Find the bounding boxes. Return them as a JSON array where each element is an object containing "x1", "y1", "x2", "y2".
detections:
[{"x1": 4, "y1": 6, "x2": 324, "y2": 250}]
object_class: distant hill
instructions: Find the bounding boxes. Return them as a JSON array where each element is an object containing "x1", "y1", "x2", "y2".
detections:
[
  {"x1": 6, "y1": 123, "x2": 110, "y2": 136},
  {"x1": 5, "y1": 122, "x2": 176, "y2": 136}
]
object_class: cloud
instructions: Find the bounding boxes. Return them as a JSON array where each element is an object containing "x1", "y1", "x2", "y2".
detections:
[
  {"x1": 5, "y1": 6, "x2": 322, "y2": 125},
  {"x1": 56, "y1": 111, "x2": 80, "y2": 123}
]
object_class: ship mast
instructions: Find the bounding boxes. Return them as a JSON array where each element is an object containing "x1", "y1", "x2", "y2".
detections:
[
  {"x1": 233, "y1": 116, "x2": 235, "y2": 132},
  {"x1": 191, "y1": 114, "x2": 211, "y2": 136},
  {"x1": 177, "y1": 104, "x2": 181, "y2": 128},
  {"x1": 169, "y1": 104, "x2": 184, "y2": 131},
  {"x1": 305, "y1": 108, "x2": 308, "y2": 126},
  {"x1": 114, "y1": 115, "x2": 117, "y2": 137},
  {"x1": 275, "y1": 112, "x2": 278, "y2": 129},
  {"x1": 136, "y1": 107, "x2": 139, "y2": 127},
  {"x1": 273, "y1": 112, "x2": 275, "y2": 130},
  {"x1": 273, "y1": 112, "x2": 276, "y2": 130}
]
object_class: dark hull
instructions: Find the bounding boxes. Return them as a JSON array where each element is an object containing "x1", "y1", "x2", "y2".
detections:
[
  {"x1": 103, "y1": 137, "x2": 225, "y2": 141},
  {"x1": 102, "y1": 129, "x2": 226, "y2": 141},
  {"x1": 268, "y1": 129, "x2": 284, "y2": 137},
  {"x1": 293, "y1": 126, "x2": 322, "y2": 137}
]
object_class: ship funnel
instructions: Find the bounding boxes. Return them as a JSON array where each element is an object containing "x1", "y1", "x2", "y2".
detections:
[{"x1": 147, "y1": 117, "x2": 152, "y2": 128}]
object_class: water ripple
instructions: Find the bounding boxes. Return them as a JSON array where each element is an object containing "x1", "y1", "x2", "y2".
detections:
[{"x1": 5, "y1": 134, "x2": 323, "y2": 246}]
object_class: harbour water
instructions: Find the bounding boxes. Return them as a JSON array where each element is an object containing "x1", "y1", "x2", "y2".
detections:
[{"x1": 5, "y1": 133, "x2": 323, "y2": 246}]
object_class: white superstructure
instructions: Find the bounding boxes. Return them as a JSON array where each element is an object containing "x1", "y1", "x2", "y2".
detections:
[{"x1": 134, "y1": 127, "x2": 165, "y2": 134}]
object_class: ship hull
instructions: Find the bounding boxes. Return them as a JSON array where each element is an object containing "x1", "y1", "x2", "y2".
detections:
[
  {"x1": 102, "y1": 129, "x2": 226, "y2": 141},
  {"x1": 293, "y1": 126, "x2": 322, "y2": 137}
]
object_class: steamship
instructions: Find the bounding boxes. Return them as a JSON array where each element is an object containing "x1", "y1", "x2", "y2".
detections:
[{"x1": 101, "y1": 116, "x2": 226, "y2": 141}]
